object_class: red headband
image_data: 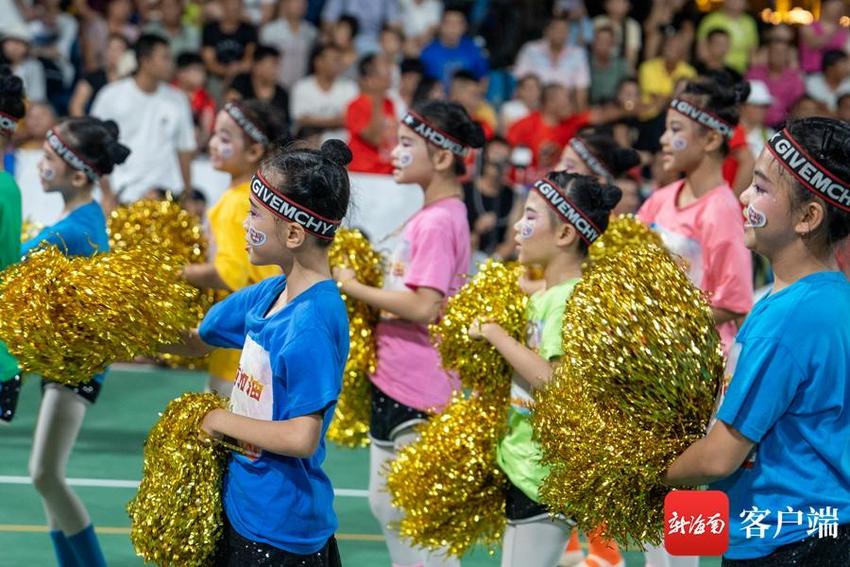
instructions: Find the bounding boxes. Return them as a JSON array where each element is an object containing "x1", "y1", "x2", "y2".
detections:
[
  {"x1": 531, "y1": 178, "x2": 601, "y2": 244},
  {"x1": 250, "y1": 172, "x2": 341, "y2": 240}
]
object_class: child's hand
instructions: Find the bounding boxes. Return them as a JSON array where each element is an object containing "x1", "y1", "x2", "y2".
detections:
[
  {"x1": 201, "y1": 408, "x2": 226, "y2": 439},
  {"x1": 468, "y1": 318, "x2": 495, "y2": 340},
  {"x1": 332, "y1": 266, "x2": 357, "y2": 286}
]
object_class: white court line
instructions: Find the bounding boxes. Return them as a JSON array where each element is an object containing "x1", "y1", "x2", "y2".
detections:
[{"x1": 0, "y1": 475, "x2": 369, "y2": 498}]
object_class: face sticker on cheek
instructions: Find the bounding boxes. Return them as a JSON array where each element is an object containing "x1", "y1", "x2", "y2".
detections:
[
  {"x1": 248, "y1": 226, "x2": 268, "y2": 247},
  {"x1": 671, "y1": 135, "x2": 688, "y2": 152},
  {"x1": 219, "y1": 142, "x2": 235, "y2": 160},
  {"x1": 40, "y1": 167, "x2": 56, "y2": 182},
  {"x1": 397, "y1": 149, "x2": 414, "y2": 168},
  {"x1": 744, "y1": 204, "x2": 767, "y2": 228},
  {"x1": 518, "y1": 219, "x2": 536, "y2": 240}
]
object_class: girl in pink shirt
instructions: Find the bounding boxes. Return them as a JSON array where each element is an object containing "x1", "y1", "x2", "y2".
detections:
[
  {"x1": 333, "y1": 100, "x2": 485, "y2": 567},
  {"x1": 638, "y1": 78, "x2": 754, "y2": 356}
]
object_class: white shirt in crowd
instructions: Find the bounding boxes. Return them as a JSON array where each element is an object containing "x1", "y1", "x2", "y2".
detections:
[
  {"x1": 290, "y1": 75, "x2": 359, "y2": 141},
  {"x1": 805, "y1": 74, "x2": 850, "y2": 112},
  {"x1": 90, "y1": 77, "x2": 197, "y2": 202},
  {"x1": 398, "y1": 0, "x2": 442, "y2": 41},
  {"x1": 513, "y1": 40, "x2": 590, "y2": 90},
  {"x1": 259, "y1": 19, "x2": 318, "y2": 89},
  {"x1": 12, "y1": 59, "x2": 46, "y2": 103},
  {"x1": 242, "y1": 0, "x2": 276, "y2": 26}
]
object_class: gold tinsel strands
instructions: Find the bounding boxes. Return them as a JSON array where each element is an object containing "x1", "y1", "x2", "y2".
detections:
[
  {"x1": 587, "y1": 213, "x2": 664, "y2": 267},
  {"x1": 108, "y1": 198, "x2": 213, "y2": 369},
  {"x1": 431, "y1": 260, "x2": 528, "y2": 395},
  {"x1": 0, "y1": 245, "x2": 200, "y2": 385},
  {"x1": 386, "y1": 392, "x2": 510, "y2": 557},
  {"x1": 127, "y1": 392, "x2": 229, "y2": 566},
  {"x1": 385, "y1": 260, "x2": 527, "y2": 556},
  {"x1": 532, "y1": 243, "x2": 723, "y2": 546},
  {"x1": 326, "y1": 228, "x2": 384, "y2": 448}
]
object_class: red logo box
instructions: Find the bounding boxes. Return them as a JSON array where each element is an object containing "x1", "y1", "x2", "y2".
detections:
[{"x1": 664, "y1": 490, "x2": 729, "y2": 556}]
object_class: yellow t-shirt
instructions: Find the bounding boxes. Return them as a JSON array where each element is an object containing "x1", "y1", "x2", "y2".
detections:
[
  {"x1": 206, "y1": 181, "x2": 281, "y2": 381},
  {"x1": 638, "y1": 58, "x2": 697, "y2": 119}
]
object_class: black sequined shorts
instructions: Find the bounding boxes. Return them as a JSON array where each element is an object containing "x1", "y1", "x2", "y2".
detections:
[
  {"x1": 41, "y1": 377, "x2": 102, "y2": 404},
  {"x1": 214, "y1": 516, "x2": 342, "y2": 567},
  {"x1": 369, "y1": 384, "x2": 428, "y2": 447},
  {"x1": 505, "y1": 480, "x2": 573, "y2": 526},
  {"x1": 721, "y1": 523, "x2": 850, "y2": 566}
]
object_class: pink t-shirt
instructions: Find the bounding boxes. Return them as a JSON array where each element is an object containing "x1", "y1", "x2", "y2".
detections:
[
  {"x1": 638, "y1": 181, "x2": 753, "y2": 354},
  {"x1": 800, "y1": 22, "x2": 850, "y2": 74},
  {"x1": 371, "y1": 197, "x2": 471, "y2": 412}
]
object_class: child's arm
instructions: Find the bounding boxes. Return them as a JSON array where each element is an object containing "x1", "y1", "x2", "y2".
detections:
[
  {"x1": 202, "y1": 409, "x2": 323, "y2": 458},
  {"x1": 470, "y1": 320, "x2": 554, "y2": 389},
  {"x1": 665, "y1": 420, "x2": 755, "y2": 486},
  {"x1": 183, "y1": 263, "x2": 230, "y2": 290},
  {"x1": 160, "y1": 328, "x2": 215, "y2": 357},
  {"x1": 334, "y1": 267, "x2": 444, "y2": 324}
]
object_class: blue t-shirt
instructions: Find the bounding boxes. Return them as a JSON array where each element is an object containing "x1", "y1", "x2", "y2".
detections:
[
  {"x1": 21, "y1": 200, "x2": 110, "y2": 385},
  {"x1": 21, "y1": 200, "x2": 109, "y2": 258},
  {"x1": 199, "y1": 276, "x2": 349, "y2": 555},
  {"x1": 420, "y1": 37, "x2": 489, "y2": 87},
  {"x1": 711, "y1": 272, "x2": 850, "y2": 559}
]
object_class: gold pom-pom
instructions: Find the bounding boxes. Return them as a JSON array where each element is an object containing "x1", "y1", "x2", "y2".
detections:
[
  {"x1": 0, "y1": 246, "x2": 200, "y2": 385},
  {"x1": 108, "y1": 198, "x2": 213, "y2": 369},
  {"x1": 431, "y1": 260, "x2": 528, "y2": 395},
  {"x1": 20, "y1": 218, "x2": 44, "y2": 243},
  {"x1": 127, "y1": 392, "x2": 229, "y2": 566},
  {"x1": 387, "y1": 392, "x2": 509, "y2": 557},
  {"x1": 587, "y1": 214, "x2": 664, "y2": 267},
  {"x1": 532, "y1": 243, "x2": 723, "y2": 545},
  {"x1": 326, "y1": 228, "x2": 384, "y2": 448}
]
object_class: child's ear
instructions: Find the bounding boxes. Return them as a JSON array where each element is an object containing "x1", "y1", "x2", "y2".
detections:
[
  {"x1": 431, "y1": 148, "x2": 455, "y2": 173},
  {"x1": 70, "y1": 170, "x2": 89, "y2": 188},
  {"x1": 556, "y1": 222, "x2": 579, "y2": 248},
  {"x1": 795, "y1": 200, "x2": 826, "y2": 238}
]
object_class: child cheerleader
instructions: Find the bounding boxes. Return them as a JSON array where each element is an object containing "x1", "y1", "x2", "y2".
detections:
[
  {"x1": 333, "y1": 101, "x2": 485, "y2": 566},
  {"x1": 182, "y1": 100, "x2": 287, "y2": 397},
  {"x1": 638, "y1": 78, "x2": 753, "y2": 357},
  {"x1": 667, "y1": 117, "x2": 850, "y2": 564},
  {"x1": 22, "y1": 117, "x2": 130, "y2": 567},
  {"x1": 172, "y1": 140, "x2": 352, "y2": 566},
  {"x1": 557, "y1": 130, "x2": 641, "y2": 187},
  {"x1": 468, "y1": 172, "x2": 621, "y2": 567},
  {"x1": 0, "y1": 66, "x2": 25, "y2": 423}
]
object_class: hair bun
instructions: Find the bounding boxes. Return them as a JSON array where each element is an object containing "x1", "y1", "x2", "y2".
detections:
[
  {"x1": 100, "y1": 119, "x2": 120, "y2": 142},
  {"x1": 599, "y1": 184, "x2": 623, "y2": 212},
  {"x1": 611, "y1": 147, "x2": 640, "y2": 174},
  {"x1": 105, "y1": 139, "x2": 131, "y2": 168},
  {"x1": 320, "y1": 139, "x2": 353, "y2": 167},
  {"x1": 732, "y1": 82, "x2": 751, "y2": 106},
  {"x1": 0, "y1": 65, "x2": 24, "y2": 99},
  {"x1": 461, "y1": 120, "x2": 486, "y2": 149}
]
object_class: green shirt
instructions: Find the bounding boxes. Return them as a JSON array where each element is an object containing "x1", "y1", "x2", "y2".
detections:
[
  {"x1": 0, "y1": 172, "x2": 21, "y2": 378},
  {"x1": 697, "y1": 11, "x2": 759, "y2": 74},
  {"x1": 496, "y1": 278, "x2": 579, "y2": 502}
]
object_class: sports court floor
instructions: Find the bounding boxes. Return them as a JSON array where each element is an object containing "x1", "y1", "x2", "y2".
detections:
[{"x1": 0, "y1": 366, "x2": 721, "y2": 566}]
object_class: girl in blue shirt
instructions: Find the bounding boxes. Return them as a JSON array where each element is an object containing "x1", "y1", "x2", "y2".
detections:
[
  {"x1": 170, "y1": 140, "x2": 352, "y2": 566},
  {"x1": 23, "y1": 117, "x2": 130, "y2": 567},
  {"x1": 666, "y1": 117, "x2": 850, "y2": 565}
]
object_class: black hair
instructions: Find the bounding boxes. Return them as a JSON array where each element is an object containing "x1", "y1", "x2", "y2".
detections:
[
  {"x1": 261, "y1": 139, "x2": 352, "y2": 248},
  {"x1": 253, "y1": 44, "x2": 281, "y2": 63},
  {"x1": 308, "y1": 43, "x2": 338, "y2": 74},
  {"x1": 706, "y1": 28, "x2": 730, "y2": 42},
  {"x1": 358, "y1": 53, "x2": 378, "y2": 79},
  {"x1": 176, "y1": 51, "x2": 203, "y2": 69},
  {"x1": 338, "y1": 14, "x2": 360, "y2": 39},
  {"x1": 450, "y1": 69, "x2": 478, "y2": 84},
  {"x1": 546, "y1": 171, "x2": 622, "y2": 255},
  {"x1": 400, "y1": 58, "x2": 425, "y2": 76},
  {"x1": 678, "y1": 75, "x2": 750, "y2": 156},
  {"x1": 822, "y1": 49, "x2": 848, "y2": 72},
  {"x1": 134, "y1": 33, "x2": 169, "y2": 65},
  {"x1": 516, "y1": 74, "x2": 542, "y2": 88},
  {"x1": 541, "y1": 83, "x2": 566, "y2": 107},
  {"x1": 0, "y1": 65, "x2": 26, "y2": 129},
  {"x1": 233, "y1": 98, "x2": 289, "y2": 150},
  {"x1": 412, "y1": 77, "x2": 442, "y2": 107},
  {"x1": 59, "y1": 117, "x2": 131, "y2": 176},
  {"x1": 579, "y1": 132, "x2": 641, "y2": 179},
  {"x1": 412, "y1": 100, "x2": 485, "y2": 176},
  {"x1": 182, "y1": 187, "x2": 207, "y2": 202},
  {"x1": 782, "y1": 118, "x2": 850, "y2": 250}
]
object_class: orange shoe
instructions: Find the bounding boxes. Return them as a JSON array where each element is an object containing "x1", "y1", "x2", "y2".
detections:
[
  {"x1": 558, "y1": 529, "x2": 584, "y2": 566},
  {"x1": 580, "y1": 528, "x2": 624, "y2": 567}
]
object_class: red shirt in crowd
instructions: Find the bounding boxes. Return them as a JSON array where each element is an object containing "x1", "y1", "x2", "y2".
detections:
[
  {"x1": 722, "y1": 125, "x2": 749, "y2": 188},
  {"x1": 345, "y1": 94, "x2": 397, "y2": 174},
  {"x1": 507, "y1": 110, "x2": 591, "y2": 178}
]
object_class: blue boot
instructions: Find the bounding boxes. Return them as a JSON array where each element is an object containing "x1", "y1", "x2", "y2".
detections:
[
  {"x1": 49, "y1": 530, "x2": 79, "y2": 567},
  {"x1": 67, "y1": 525, "x2": 107, "y2": 567}
]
